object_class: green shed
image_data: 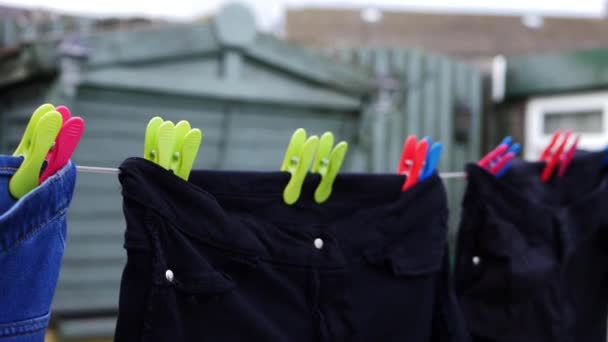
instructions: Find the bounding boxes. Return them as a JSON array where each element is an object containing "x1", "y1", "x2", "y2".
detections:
[
  {"x1": 0, "y1": 4, "x2": 486, "y2": 340},
  {"x1": 1, "y1": 4, "x2": 372, "y2": 339}
]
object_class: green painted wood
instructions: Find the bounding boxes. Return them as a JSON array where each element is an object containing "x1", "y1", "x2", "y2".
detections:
[
  {"x1": 423, "y1": 55, "x2": 438, "y2": 139},
  {"x1": 389, "y1": 50, "x2": 408, "y2": 169},
  {"x1": 438, "y1": 57, "x2": 453, "y2": 173},
  {"x1": 222, "y1": 49, "x2": 244, "y2": 80},
  {"x1": 405, "y1": 50, "x2": 423, "y2": 137},
  {"x1": 80, "y1": 68, "x2": 361, "y2": 110},
  {"x1": 249, "y1": 35, "x2": 372, "y2": 95},
  {"x1": 506, "y1": 47, "x2": 608, "y2": 99},
  {"x1": 53, "y1": 287, "x2": 121, "y2": 313},
  {"x1": 57, "y1": 317, "x2": 117, "y2": 340},
  {"x1": 469, "y1": 70, "x2": 483, "y2": 161},
  {"x1": 86, "y1": 24, "x2": 219, "y2": 68}
]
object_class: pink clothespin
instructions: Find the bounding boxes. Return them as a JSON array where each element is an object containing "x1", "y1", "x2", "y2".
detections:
[
  {"x1": 478, "y1": 144, "x2": 508, "y2": 169},
  {"x1": 488, "y1": 152, "x2": 515, "y2": 175},
  {"x1": 39, "y1": 105, "x2": 85, "y2": 183}
]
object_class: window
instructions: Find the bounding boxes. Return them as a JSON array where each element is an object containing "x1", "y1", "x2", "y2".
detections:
[
  {"x1": 543, "y1": 110, "x2": 603, "y2": 134},
  {"x1": 524, "y1": 91, "x2": 608, "y2": 160}
]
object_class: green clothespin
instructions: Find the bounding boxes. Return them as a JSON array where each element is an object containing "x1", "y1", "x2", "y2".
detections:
[
  {"x1": 10, "y1": 111, "x2": 63, "y2": 199},
  {"x1": 143, "y1": 117, "x2": 202, "y2": 180},
  {"x1": 13, "y1": 103, "x2": 55, "y2": 157},
  {"x1": 144, "y1": 116, "x2": 163, "y2": 163},
  {"x1": 169, "y1": 120, "x2": 191, "y2": 173},
  {"x1": 311, "y1": 132, "x2": 348, "y2": 204},
  {"x1": 174, "y1": 128, "x2": 202, "y2": 180},
  {"x1": 280, "y1": 128, "x2": 318, "y2": 205},
  {"x1": 156, "y1": 120, "x2": 176, "y2": 170}
]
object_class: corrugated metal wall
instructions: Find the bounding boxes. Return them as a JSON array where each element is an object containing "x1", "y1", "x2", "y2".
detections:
[{"x1": 333, "y1": 48, "x2": 483, "y2": 236}]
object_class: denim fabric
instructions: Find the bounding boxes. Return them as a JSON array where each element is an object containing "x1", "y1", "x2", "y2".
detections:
[
  {"x1": 0, "y1": 156, "x2": 76, "y2": 342},
  {"x1": 455, "y1": 151, "x2": 608, "y2": 342},
  {"x1": 115, "y1": 157, "x2": 469, "y2": 342}
]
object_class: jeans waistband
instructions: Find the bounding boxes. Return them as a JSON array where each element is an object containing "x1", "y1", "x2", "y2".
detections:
[
  {"x1": 0, "y1": 156, "x2": 77, "y2": 255},
  {"x1": 119, "y1": 158, "x2": 449, "y2": 268},
  {"x1": 464, "y1": 151, "x2": 608, "y2": 239}
]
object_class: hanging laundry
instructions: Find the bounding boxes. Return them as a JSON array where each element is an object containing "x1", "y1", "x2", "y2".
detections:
[
  {"x1": 113, "y1": 127, "x2": 470, "y2": 342},
  {"x1": 454, "y1": 150, "x2": 608, "y2": 342},
  {"x1": 0, "y1": 104, "x2": 78, "y2": 342}
]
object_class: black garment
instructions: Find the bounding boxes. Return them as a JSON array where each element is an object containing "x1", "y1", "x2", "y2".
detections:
[
  {"x1": 115, "y1": 158, "x2": 469, "y2": 342},
  {"x1": 455, "y1": 151, "x2": 608, "y2": 342}
]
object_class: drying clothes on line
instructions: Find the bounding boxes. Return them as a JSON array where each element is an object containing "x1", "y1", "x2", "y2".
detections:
[
  {"x1": 114, "y1": 157, "x2": 470, "y2": 342},
  {"x1": 0, "y1": 157, "x2": 76, "y2": 342},
  {"x1": 454, "y1": 151, "x2": 608, "y2": 342}
]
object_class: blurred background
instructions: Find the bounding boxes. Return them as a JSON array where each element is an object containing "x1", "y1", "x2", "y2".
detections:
[{"x1": 1, "y1": 0, "x2": 607, "y2": 341}]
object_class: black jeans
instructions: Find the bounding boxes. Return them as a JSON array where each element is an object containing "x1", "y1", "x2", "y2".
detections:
[
  {"x1": 115, "y1": 158, "x2": 469, "y2": 341},
  {"x1": 455, "y1": 151, "x2": 608, "y2": 342}
]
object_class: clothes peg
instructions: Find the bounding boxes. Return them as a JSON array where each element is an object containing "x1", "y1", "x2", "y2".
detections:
[
  {"x1": 495, "y1": 143, "x2": 521, "y2": 178},
  {"x1": 558, "y1": 135, "x2": 579, "y2": 178},
  {"x1": 39, "y1": 106, "x2": 85, "y2": 183},
  {"x1": 156, "y1": 121, "x2": 176, "y2": 170},
  {"x1": 281, "y1": 128, "x2": 319, "y2": 205},
  {"x1": 539, "y1": 130, "x2": 561, "y2": 161},
  {"x1": 489, "y1": 152, "x2": 515, "y2": 175},
  {"x1": 55, "y1": 105, "x2": 72, "y2": 123},
  {"x1": 500, "y1": 136, "x2": 513, "y2": 147},
  {"x1": 10, "y1": 111, "x2": 63, "y2": 199},
  {"x1": 478, "y1": 144, "x2": 508, "y2": 168},
  {"x1": 13, "y1": 104, "x2": 55, "y2": 156},
  {"x1": 540, "y1": 130, "x2": 571, "y2": 183},
  {"x1": 397, "y1": 136, "x2": 428, "y2": 191},
  {"x1": 397, "y1": 135, "x2": 417, "y2": 174},
  {"x1": 401, "y1": 139, "x2": 428, "y2": 191},
  {"x1": 420, "y1": 137, "x2": 442, "y2": 181},
  {"x1": 144, "y1": 116, "x2": 164, "y2": 163},
  {"x1": 143, "y1": 117, "x2": 202, "y2": 180},
  {"x1": 174, "y1": 128, "x2": 203, "y2": 181},
  {"x1": 312, "y1": 132, "x2": 348, "y2": 204}
]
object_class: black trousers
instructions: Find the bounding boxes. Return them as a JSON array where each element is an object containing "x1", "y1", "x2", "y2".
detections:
[
  {"x1": 114, "y1": 158, "x2": 469, "y2": 342},
  {"x1": 455, "y1": 151, "x2": 608, "y2": 342}
]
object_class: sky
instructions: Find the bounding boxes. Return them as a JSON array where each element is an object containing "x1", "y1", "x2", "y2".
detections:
[{"x1": 1, "y1": 0, "x2": 605, "y2": 30}]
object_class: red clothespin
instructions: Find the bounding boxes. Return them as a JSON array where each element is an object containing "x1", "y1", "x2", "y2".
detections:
[
  {"x1": 397, "y1": 135, "x2": 428, "y2": 191},
  {"x1": 540, "y1": 130, "x2": 571, "y2": 183},
  {"x1": 539, "y1": 130, "x2": 561, "y2": 161},
  {"x1": 558, "y1": 135, "x2": 579, "y2": 178},
  {"x1": 397, "y1": 135, "x2": 417, "y2": 174},
  {"x1": 39, "y1": 105, "x2": 85, "y2": 183}
]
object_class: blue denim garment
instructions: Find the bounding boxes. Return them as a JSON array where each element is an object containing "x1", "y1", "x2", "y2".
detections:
[{"x1": 0, "y1": 156, "x2": 76, "y2": 341}]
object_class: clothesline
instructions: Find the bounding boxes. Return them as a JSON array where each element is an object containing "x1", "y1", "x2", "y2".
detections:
[{"x1": 75, "y1": 165, "x2": 468, "y2": 179}]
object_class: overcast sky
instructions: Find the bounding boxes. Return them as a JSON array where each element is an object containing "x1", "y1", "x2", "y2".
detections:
[{"x1": 1, "y1": 0, "x2": 605, "y2": 30}]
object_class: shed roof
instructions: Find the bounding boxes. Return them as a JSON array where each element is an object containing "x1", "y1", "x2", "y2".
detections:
[
  {"x1": 505, "y1": 47, "x2": 608, "y2": 99},
  {"x1": 1, "y1": 4, "x2": 373, "y2": 110}
]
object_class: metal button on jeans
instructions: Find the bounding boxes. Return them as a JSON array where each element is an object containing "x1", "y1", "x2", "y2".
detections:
[
  {"x1": 165, "y1": 269, "x2": 174, "y2": 282},
  {"x1": 314, "y1": 238, "x2": 324, "y2": 250}
]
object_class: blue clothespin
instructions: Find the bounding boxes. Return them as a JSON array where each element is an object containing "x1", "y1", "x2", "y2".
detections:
[
  {"x1": 420, "y1": 136, "x2": 442, "y2": 181},
  {"x1": 496, "y1": 143, "x2": 520, "y2": 178},
  {"x1": 500, "y1": 136, "x2": 513, "y2": 146}
]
